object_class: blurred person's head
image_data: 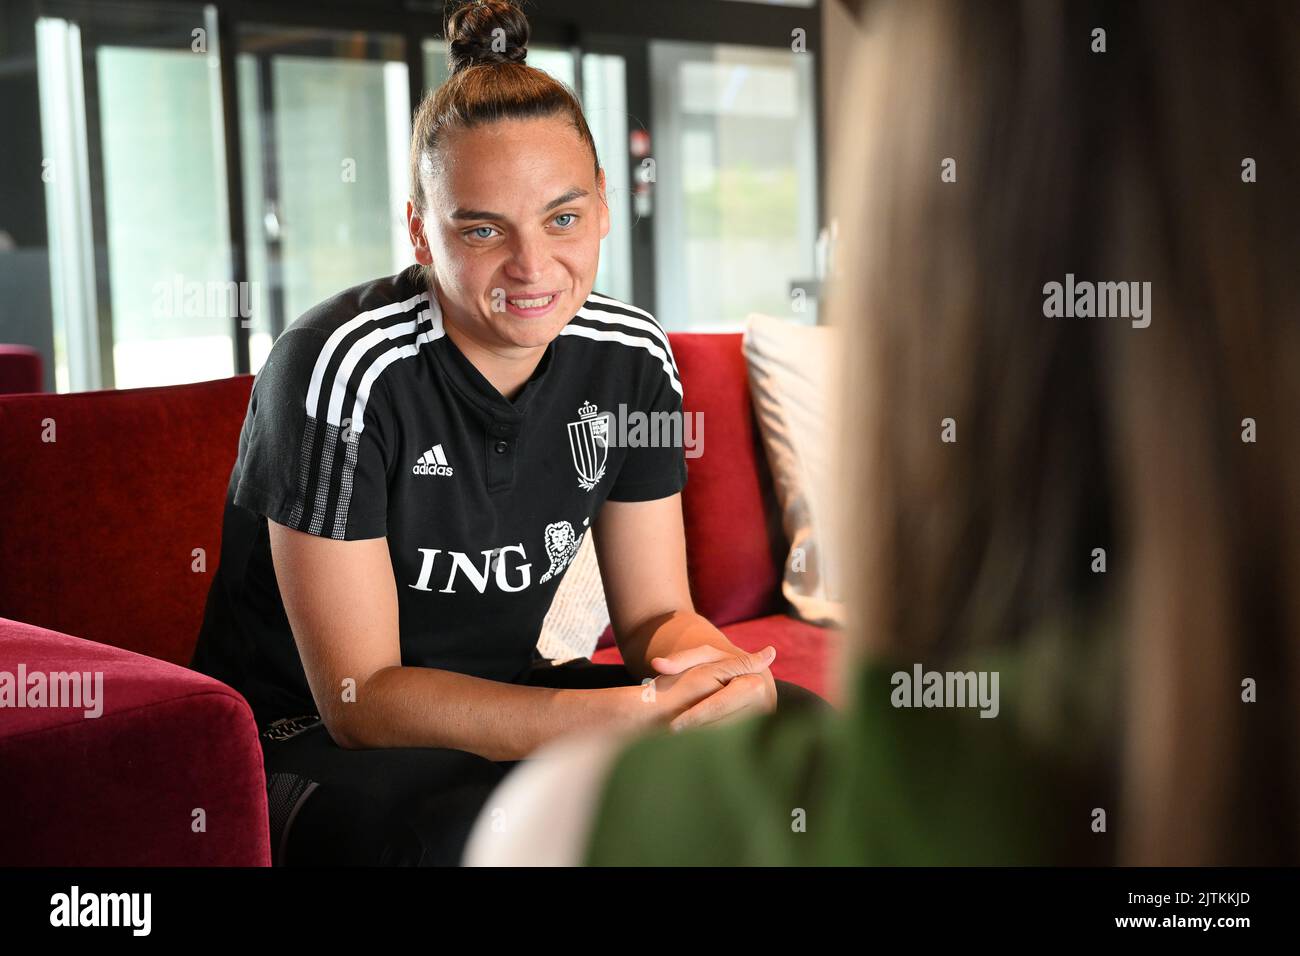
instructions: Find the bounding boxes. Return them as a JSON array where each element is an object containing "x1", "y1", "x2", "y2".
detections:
[
  {"x1": 830, "y1": 0, "x2": 1300, "y2": 865},
  {"x1": 405, "y1": 0, "x2": 609, "y2": 358}
]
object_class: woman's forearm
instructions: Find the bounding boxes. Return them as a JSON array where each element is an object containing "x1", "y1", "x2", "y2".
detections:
[{"x1": 334, "y1": 664, "x2": 644, "y2": 761}]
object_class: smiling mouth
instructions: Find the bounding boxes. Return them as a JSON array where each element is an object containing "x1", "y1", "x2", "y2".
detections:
[{"x1": 506, "y1": 293, "x2": 557, "y2": 308}]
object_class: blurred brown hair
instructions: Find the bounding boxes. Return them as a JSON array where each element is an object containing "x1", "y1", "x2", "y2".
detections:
[{"x1": 829, "y1": 0, "x2": 1300, "y2": 864}]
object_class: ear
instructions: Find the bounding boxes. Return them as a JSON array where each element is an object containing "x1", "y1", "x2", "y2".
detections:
[
  {"x1": 596, "y1": 167, "x2": 611, "y2": 241},
  {"x1": 407, "y1": 199, "x2": 433, "y2": 266}
]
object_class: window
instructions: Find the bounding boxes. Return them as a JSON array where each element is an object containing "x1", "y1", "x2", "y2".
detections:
[
  {"x1": 238, "y1": 26, "x2": 410, "y2": 371},
  {"x1": 650, "y1": 41, "x2": 818, "y2": 329},
  {"x1": 28, "y1": 2, "x2": 824, "y2": 391}
]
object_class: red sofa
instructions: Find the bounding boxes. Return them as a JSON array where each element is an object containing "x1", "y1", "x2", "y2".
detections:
[
  {"x1": 0, "y1": 332, "x2": 839, "y2": 866},
  {"x1": 0, "y1": 345, "x2": 43, "y2": 395}
]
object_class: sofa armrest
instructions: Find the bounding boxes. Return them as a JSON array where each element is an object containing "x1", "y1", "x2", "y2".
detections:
[{"x1": 0, "y1": 616, "x2": 270, "y2": 866}]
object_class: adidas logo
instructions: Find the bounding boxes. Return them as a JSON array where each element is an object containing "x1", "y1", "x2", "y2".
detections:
[{"x1": 412, "y1": 444, "x2": 454, "y2": 477}]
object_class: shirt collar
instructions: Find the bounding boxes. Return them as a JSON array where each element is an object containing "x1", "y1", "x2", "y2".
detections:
[
  {"x1": 437, "y1": 331, "x2": 555, "y2": 422},
  {"x1": 413, "y1": 275, "x2": 557, "y2": 422}
]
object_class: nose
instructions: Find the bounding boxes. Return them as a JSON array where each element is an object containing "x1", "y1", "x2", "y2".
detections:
[{"x1": 503, "y1": 230, "x2": 547, "y2": 284}]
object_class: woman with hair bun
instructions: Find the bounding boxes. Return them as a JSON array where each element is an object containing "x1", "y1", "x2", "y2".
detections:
[{"x1": 190, "y1": 0, "x2": 826, "y2": 867}]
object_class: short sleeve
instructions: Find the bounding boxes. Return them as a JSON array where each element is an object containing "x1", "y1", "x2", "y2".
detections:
[
  {"x1": 233, "y1": 326, "x2": 390, "y2": 540},
  {"x1": 604, "y1": 352, "x2": 689, "y2": 502}
]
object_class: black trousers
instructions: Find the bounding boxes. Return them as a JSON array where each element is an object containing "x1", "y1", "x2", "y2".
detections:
[{"x1": 260, "y1": 658, "x2": 831, "y2": 866}]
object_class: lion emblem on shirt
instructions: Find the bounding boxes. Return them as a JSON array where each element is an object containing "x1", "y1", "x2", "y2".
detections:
[{"x1": 539, "y1": 519, "x2": 585, "y2": 583}]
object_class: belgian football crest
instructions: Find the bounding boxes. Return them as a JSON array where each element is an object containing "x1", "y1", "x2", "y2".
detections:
[{"x1": 567, "y1": 400, "x2": 611, "y2": 492}]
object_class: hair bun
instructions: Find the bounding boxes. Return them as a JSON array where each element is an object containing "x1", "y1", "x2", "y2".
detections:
[{"x1": 446, "y1": 0, "x2": 531, "y2": 74}]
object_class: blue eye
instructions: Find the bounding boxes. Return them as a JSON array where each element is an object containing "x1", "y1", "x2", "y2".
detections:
[
  {"x1": 554, "y1": 213, "x2": 576, "y2": 228},
  {"x1": 469, "y1": 226, "x2": 497, "y2": 240}
]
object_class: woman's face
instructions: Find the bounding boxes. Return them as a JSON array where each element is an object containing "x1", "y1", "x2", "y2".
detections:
[{"x1": 409, "y1": 115, "x2": 609, "y2": 355}]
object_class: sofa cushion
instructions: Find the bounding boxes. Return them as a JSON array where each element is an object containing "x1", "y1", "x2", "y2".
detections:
[
  {"x1": 0, "y1": 616, "x2": 270, "y2": 865},
  {"x1": 0, "y1": 344, "x2": 43, "y2": 395},
  {"x1": 672, "y1": 334, "x2": 788, "y2": 626},
  {"x1": 742, "y1": 314, "x2": 847, "y2": 627},
  {"x1": 0, "y1": 376, "x2": 252, "y2": 665}
]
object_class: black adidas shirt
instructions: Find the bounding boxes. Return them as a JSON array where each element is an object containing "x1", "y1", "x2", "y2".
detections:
[{"x1": 191, "y1": 264, "x2": 686, "y2": 730}]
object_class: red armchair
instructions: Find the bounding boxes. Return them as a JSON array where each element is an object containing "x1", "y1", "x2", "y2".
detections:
[
  {"x1": 0, "y1": 332, "x2": 839, "y2": 866},
  {"x1": 0, "y1": 344, "x2": 42, "y2": 395}
]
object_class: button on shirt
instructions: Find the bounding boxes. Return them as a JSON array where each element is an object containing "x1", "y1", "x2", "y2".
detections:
[{"x1": 191, "y1": 264, "x2": 687, "y2": 730}]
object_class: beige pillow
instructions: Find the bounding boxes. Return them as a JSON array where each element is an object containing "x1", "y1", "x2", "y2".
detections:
[
  {"x1": 535, "y1": 530, "x2": 610, "y2": 663},
  {"x1": 743, "y1": 313, "x2": 846, "y2": 628}
]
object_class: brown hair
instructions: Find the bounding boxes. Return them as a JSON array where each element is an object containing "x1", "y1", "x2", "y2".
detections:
[
  {"x1": 830, "y1": 0, "x2": 1300, "y2": 865},
  {"x1": 409, "y1": 0, "x2": 600, "y2": 221}
]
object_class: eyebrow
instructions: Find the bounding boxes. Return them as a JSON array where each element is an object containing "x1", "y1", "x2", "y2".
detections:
[{"x1": 450, "y1": 187, "x2": 589, "y2": 222}]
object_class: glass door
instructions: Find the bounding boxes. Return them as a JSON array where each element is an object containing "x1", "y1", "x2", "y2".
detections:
[
  {"x1": 650, "y1": 40, "x2": 819, "y2": 330},
  {"x1": 37, "y1": 0, "x2": 236, "y2": 390},
  {"x1": 236, "y1": 25, "x2": 410, "y2": 371}
]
